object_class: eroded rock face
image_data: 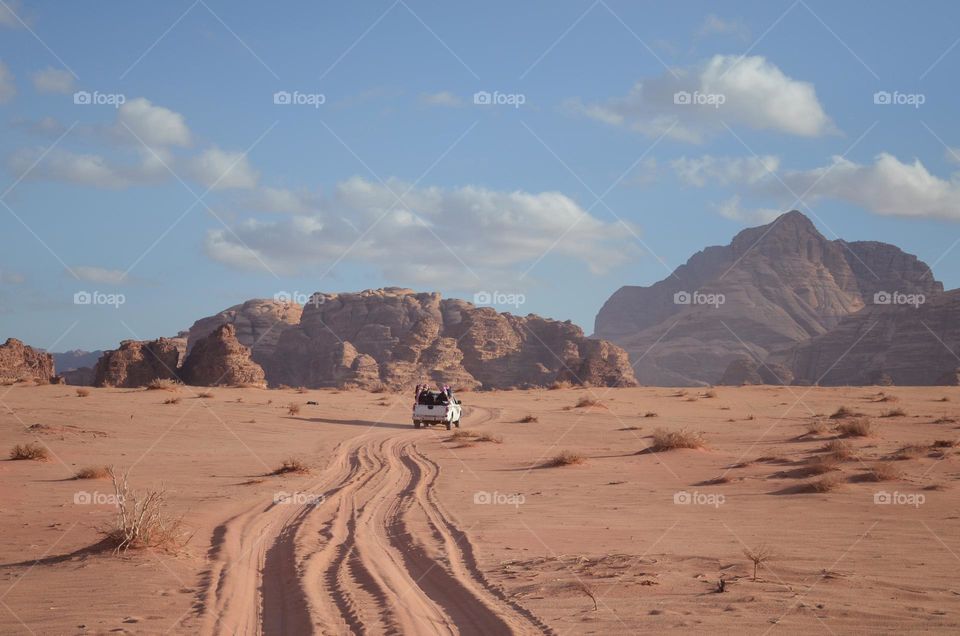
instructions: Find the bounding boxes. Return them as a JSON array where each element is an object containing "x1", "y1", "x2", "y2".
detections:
[
  {"x1": 718, "y1": 357, "x2": 794, "y2": 386},
  {"x1": 187, "y1": 300, "x2": 302, "y2": 367},
  {"x1": 265, "y1": 288, "x2": 636, "y2": 389},
  {"x1": 93, "y1": 339, "x2": 181, "y2": 388},
  {"x1": 594, "y1": 211, "x2": 942, "y2": 385},
  {"x1": 61, "y1": 367, "x2": 95, "y2": 386},
  {"x1": 773, "y1": 290, "x2": 960, "y2": 386},
  {"x1": 0, "y1": 339, "x2": 56, "y2": 383},
  {"x1": 180, "y1": 324, "x2": 266, "y2": 387}
]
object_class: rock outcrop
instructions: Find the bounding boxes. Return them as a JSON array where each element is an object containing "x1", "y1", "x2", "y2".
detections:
[
  {"x1": 594, "y1": 211, "x2": 942, "y2": 385},
  {"x1": 718, "y1": 357, "x2": 794, "y2": 386},
  {"x1": 773, "y1": 289, "x2": 960, "y2": 386},
  {"x1": 93, "y1": 338, "x2": 181, "y2": 388},
  {"x1": 186, "y1": 300, "x2": 302, "y2": 368},
  {"x1": 180, "y1": 324, "x2": 266, "y2": 387},
  {"x1": 61, "y1": 367, "x2": 95, "y2": 386},
  {"x1": 264, "y1": 288, "x2": 636, "y2": 390},
  {"x1": 0, "y1": 339, "x2": 56, "y2": 383}
]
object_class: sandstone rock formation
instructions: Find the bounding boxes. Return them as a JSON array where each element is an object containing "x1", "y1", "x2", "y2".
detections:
[
  {"x1": 180, "y1": 324, "x2": 266, "y2": 387},
  {"x1": 718, "y1": 357, "x2": 794, "y2": 386},
  {"x1": 594, "y1": 211, "x2": 942, "y2": 385},
  {"x1": 264, "y1": 288, "x2": 636, "y2": 390},
  {"x1": 187, "y1": 299, "x2": 302, "y2": 367},
  {"x1": 61, "y1": 367, "x2": 95, "y2": 386},
  {"x1": 93, "y1": 338, "x2": 181, "y2": 388},
  {"x1": 773, "y1": 289, "x2": 960, "y2": 386},
  {"x1": 0, "y1": 339, "x2": 56, "y2": 383}
]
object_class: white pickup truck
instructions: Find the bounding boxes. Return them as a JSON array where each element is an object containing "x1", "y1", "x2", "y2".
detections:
[{"x1": 413, "y1": 391, "x2": 462, "y2": 430}]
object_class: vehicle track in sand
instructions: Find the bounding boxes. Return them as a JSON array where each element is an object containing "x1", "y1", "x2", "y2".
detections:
[{"x1": 196, "y1": 408, "x2": 550, "y2": 635}]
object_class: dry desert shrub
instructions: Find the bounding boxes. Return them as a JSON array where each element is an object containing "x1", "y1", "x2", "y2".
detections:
[
  {"x1": 837, "y1": 417, "x2": 875, "y2": 437},
  {"x1": 822, "y1": 439, "x2": 858, "y2": 461},
  {"x1": 196, "y1": 390, "x2": 214, "y2": 399},
  {"x1": 448, "y1": 430, "x2": 476, "y2": 441},
  {"x1": 895, "y1": 444, "x2": 928, "y2": 460},
  {"x1": 702, "y1": 389, "x2": 717, "y2": 398},
  {"x1": 75, "y1": 387, "x2": 90, "y2": 397},
  {"x1": 271, "y1": 457, "x2": 309, "y2": 475},
  {"x1": 808, "y1": 473, "x2": 843, "y2": 493},
  {"x1": 542, "y1": 451, "x2": 586, "y2": 467},
  {"x1": 881, "y1": 408, "x2": 907, "y2": 418},
  {"x1": 549, "y1": 380, "x2": 572, "y2": 390},
  {"x1": 867, "y1": 462, "x2": 902, "y2": 481},
  {"x1": 873, "y1": 392, "x2": 899, "y2": 402},
  {"x1": 518, "y1": 414, "x2": 538, "y2": 423},
  {"x1": 287, "y1": 403, "x2": 301, "y2": 416},
  {"x1": 643, "y1": 411, "x2": 658, "y2": 418},
  {"x1": 574, "y1": 396, "x2": 604, "y2": 408},
  {"x1": 9, "y1": 442, "x2": 48, "y2": 461},
  {"x1": 146, "y1": 378, "x2": 179, "y2": 391},
  {"x1": 473, "y1": 432, "x2": 503, "y2": 444},
  {"x1": 163, "y1": 396, "x2": 181, "y2": 405},
  {"x1": 830, "y1": 405, "x2": 861, "y2": 419},
  {"x1": 743, "y1": 545, "x2": 776, "y2": 580},
  {"x1": 933, "y1": 439, "x2": 959, "y2": 448},
  {"x1": 805, "y1": 419, "x2": 829, "y2": 435},
  {"x1": 74, "y1": 465, "x2": 110, "y2": 480},
  {"x1": 937, "y1": 396, "x2": 950, "y2": 402},
  {"x1": 650, "y1": 428, "x2": 705, "y2": 451},
  {"x1": 103, "y1": 468, "x2": 189, "y2": 553},
  {"x1": 805, "y1": 455, "x2": 839, "y2": 474}
]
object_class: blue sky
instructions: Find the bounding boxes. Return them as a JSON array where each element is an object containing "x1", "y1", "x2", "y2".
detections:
[{"x1": 2, "y1": 0, "x2": 960, "y2": 351}]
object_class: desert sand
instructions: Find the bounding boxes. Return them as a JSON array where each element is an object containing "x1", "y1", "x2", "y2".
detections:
[{"x1": 1, "y1": 383, "x2": 959, "y2": 634}]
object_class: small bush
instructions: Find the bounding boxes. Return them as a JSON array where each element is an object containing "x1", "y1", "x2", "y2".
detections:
[
  {"x1": 287, "y1": 403, "x2": 301, "y2": 416},
  {"x1": 822, "y1": 439, "x2": 857, "y2": 461},
  {"x1": 163, "y1": 397, "x2": 181, "y2": 405},
  {"x1": 542, "y1": 451, "x2": 586, "y2": 467},
  {"x1": 474, "y1": 432, "x2": 503, "y2": 444},
  {"x1": 643, "y1": 411, "x2": 658, "y2": 418},
  {"x1": 146, "y1": 378, "x2": 179, "y2": 391},
  {"x1": 830, "y1": 405, "x2": 860, "y2": 419},
  {"x1": 837, "y1": 417, "x2": 874, "y2": 437},
  {"x1": 805, "y1": 419, "x2": 828, "y2": 435},
  {"x1": 873, "y1": 393, "x2": 899, "y2": 403},
  {"x1": 549, "y1": 380, "x2": 572, "y2": 390},
  {"x1": 702, "y1": 390, "x2": 717, "y2": 398},
  {"x1": 933, "y1": 439, "x2": 958, "y2": 448},
  {"x1": 881, "y1": 408, "x2": 907, "y2": 418},
  {"x1": 895, "y1": 444, "x2": 928, "y2": 460},
  {"x1": 196, "y1": 391, "x2": 214, "y2": 399},
  {"x1": 574, "y1": 396, "x2": 603, "y2": 408},
  {"x1": 448, "y1": 430, "x2": 476, "y2": 441},
  {"x1": 271, "y1": 457, "x2": 309, "y2": 475},
  {"x1": 74, "y1": 465, "x2": 110, "y2": 480},
  {"x1": 103, "y1": 468, "x2": 189, "y2": 553},
  {"x1": 10, "y1": 442, "x2": 49, "y2": 461},
  {"x1": 867, "y1": 462, "x2": 902, "y2": 481},
  {"x1": 75, "y1": 388, "x2": 90, "y2": 397},
  {"x1": 650, "y1": 428, "x2": 704, "y2": 451},
  {"x1": 517, "y1": 415, "x2": 538, "y2": 423},
  {"x1": 937, "y1": 396, "x2": 950, "y2": 402},
  {"x1": 808, "y1": 473, "x2": 843, "y2": 493},
  {"x1": 805, "y1": 455, "x2": 839, "y2": 474}
]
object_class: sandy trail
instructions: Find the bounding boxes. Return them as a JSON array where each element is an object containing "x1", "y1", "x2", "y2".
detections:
[{"x1": 199, "y1": 409, "x2": 545, "y2": 635}]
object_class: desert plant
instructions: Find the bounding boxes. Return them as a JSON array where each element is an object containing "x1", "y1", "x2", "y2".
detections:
[
  {"x1": 933, "y1": 439, "x2": 959, "y2": 448},
  {"x1": 805, "y1": 419, "x2": 829, "y2": 435},
  {"x1": 743, "y1": 545, "x2": 776, "y2": 581},
  {"x1": 574, "y1": 396, "x2": 603, "y2": 408},
  {"x1": 805, "y1": 455, "x2": 839, "y2": 474},
  {"x1": 196, "y1": 390, "x2": 214, "y2": 399},
  {"x1": 867, "y1": 462, "x2": 902, "y2": 481},
  {"x1": 643, "y1": 411, "x2": 658, "y2": 418},
  {"x1": 881, "y1": 408, "x2": 907, "y2": 418},
  {"x1": 702, "y1": 389, "x2": 717, "y2": 398},
  {"x1": 103, "y1": 468, "x2": 189, "y2": 553},
  {"x1": 895, "y1": 444, "x2": 928, "y2": 459},
  {"x1": 9, "y1": 442, "x2": 48, "y2": 461},
  {"x1": 650, "y1": 428, "x2": 705, "y2": 451},
  {"x1": 163, "y1": 397, "x2": 181, "y2": 405},
  {"x1": 808, "y1": 473, "x2": 843, "y2": 493},
  {"x1": 75, "y1": 387, "x2": 90, "y2": 397},
  {"x1": 271, "y1": 457, "x2": 309, "y2": 475},
  {"x1": 74, "y1": 465, "x2": 110, "y2": 480},
  {"x1": 837, "y1": 417, "x2": 874, "y2": 437},
  {"x1": 287, "y1": 403, "x2": 301, "y2": 416},
  {"x1": 549, "y1": 380, "x2": 572, "y2": 390},
  {"x1": 146, "y1": 378, "x2": 179, "y2": 391},
  {"x1": 517, "y1": 415, "x2": 538, "y2": 423},
  {"x1": 448, "y1": 430, "x2": 477, "y2": 441},
  {"x1": 822, "y1": 439, "x2": 858, "y2": 461},
  {"x1": 830, "y1": 405, "x2": 860, "y2": 419},
  {"x1": 473, "y1": 432, "x2": 503, "y2": 444},
  {"x1": 542, "y1": 451, "x2": 586, "y2": 467}
]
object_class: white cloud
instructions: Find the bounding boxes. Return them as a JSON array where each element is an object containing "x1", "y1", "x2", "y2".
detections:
[
  {"x1": 11, "y1": 116, "x2": 67, "y2": 136},
  {"x1": 187, "y1": 147, "x2": 259, "y2": 190},
  {"x1": 246, "y1": 186, "x2": 321, "y2": 214},
  {"x1": 73, "y1": 266, "x2": 129, "y2": 285},
  {"x1": 571, "y1": 54, "x2": 832, "y2": 142},
  {"x1": 204, "y1": 177, "x2": 638, "y2": 284},
  {"x1": 671, "y1": 154, "x2": 780, "y2": 186},
  {"x1": 713, "y1": 195, "x2": 781, "y2": 224},
  {"x1": 778, "y1": 153, "x2": 960, "y2": 220},
  {"x1": 420, "y1": 91, "x2": 463, "y2": 107},
  {"x1": 115, "y1": 97, "x2": 192, "y2": 148},
  {"x1": 7, "y1": 147, "x2": 167, "y2": 189},
  {"x1": 0, "y1": 60, "x2": 16, "y2": 103},
  {"x1": 31, "y1": 67, "x2": 74, "y2": 94},
  {"x1": 697, "y1": 15, "x2": 750, "y2": 42},
  {"x1": 0, "y1": 1, "x2": 24, "y2": 28}
]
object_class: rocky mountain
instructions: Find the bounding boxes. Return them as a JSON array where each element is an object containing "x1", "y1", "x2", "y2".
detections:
[
  {"x1": 52, "y1": 350, "x2": 104, "y2": 372},
  {"x1": 0, "y1": 339, "x2": 56, "y2": 383},
  {"x1": 93, "y1": 338, "x2": 181, "y2": 388},
  {"x1": 265, "y1": 288, "x2": 636, "y2": 390},
  {"x1": 186, "y1": 299, "x2": 302, "y2": 367},
  {"x1": 594, "y1": 211, "x2": 942, "y2": 385},
  {"x1": 180, "y1": 324, "x2": 266, "y2": 387},
  {"x1": 773, "y1": 289, "x2": 960, "y2": 386}
]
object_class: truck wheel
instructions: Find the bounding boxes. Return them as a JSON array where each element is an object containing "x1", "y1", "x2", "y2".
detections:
[
  {"x1": 445, "y1": 421, "x2": 452, "y2": 430},
  {"x1": 454, "y1": 419, "x2": 461, "y2": 428},
  {"x1": 414, "y1": 420, "x2": 421, "y2": 429}
]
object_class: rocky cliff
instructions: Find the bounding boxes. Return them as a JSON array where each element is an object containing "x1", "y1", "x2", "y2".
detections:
[
  {"x1": 594, "y1": 211, "x2": 942, "y2": 385},
  {"x1": 180, "y1": 324, "x2": 267, "y2": 387},
  {"x1": 0, "y1": 339, "x2": 56, "y2": 383},
  {"x1": 93, "y1": 338, "x2": 181, "y2": 388},
  {"x1": 186, "y1": 299, "x2": 302, "y2": 367},
  {"x1": 264, "y1": 288, "x2": 636, "y2": 389}
]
